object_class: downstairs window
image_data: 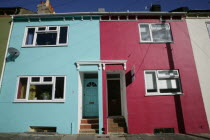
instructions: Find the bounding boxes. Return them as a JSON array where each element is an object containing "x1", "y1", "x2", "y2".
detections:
[
  {"x1": 16, "y1": 76, "x2": 65, "y2": 102},
  {"x1": 144, "y1": 70, "x2": 182, "y2": 96}
]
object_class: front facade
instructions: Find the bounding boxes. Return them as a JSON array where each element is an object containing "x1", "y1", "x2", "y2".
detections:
[
  {"x1": 100, "y1": 13, "x2": 209, "y2": 134},
  {"x1": 0, "y1": 11, "x2": 209, "y2": 134},
  {"x1": 0, "y1": 14, "x2": 103, "y2": 134},
  {"x1": 186, "y1": 11, "x2": 210, "y2": 129}
]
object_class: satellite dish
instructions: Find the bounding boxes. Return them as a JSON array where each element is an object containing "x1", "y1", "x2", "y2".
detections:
[{"x1": 8, "y1": 47, "x2": 20, "y2": 56}]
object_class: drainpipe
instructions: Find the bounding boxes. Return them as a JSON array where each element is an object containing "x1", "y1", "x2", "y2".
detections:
[{"x1": 0, "y1": 16, "x2": 14, "y2": 92}]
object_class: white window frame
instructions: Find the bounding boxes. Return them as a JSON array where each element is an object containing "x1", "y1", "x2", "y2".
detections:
[
  {"x1": 139, "y1": 23, "x2": 173, "y2": 43},
  {"x1": 22, "y1": 25, "x2": 69, "y2": 47},
  {"x1": 14, "y1": 75, "x2": 66, "y2": 102},
  {"x1": 144, "y1": 70, "x2": 182, "y2": 96},
  {"x1": 206, "y1": 22, "x2": 210, "y2": 37}
]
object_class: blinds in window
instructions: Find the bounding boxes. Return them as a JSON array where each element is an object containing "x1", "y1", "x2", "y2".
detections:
[
  {"x1": 140, "y1": 24, "x2": 151, "y2": 41},
  {"x1": 151, "y1": 24, "x2": 172, "y2": 42},
  {"x1": 145, "y1": 72, "x2": 157, "y2": 90},
  {"x1": 159, "y1": 79, "x2": 177, "y2": 89}
]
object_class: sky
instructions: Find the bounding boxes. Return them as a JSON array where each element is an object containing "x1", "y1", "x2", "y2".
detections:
[{"x1": 0, "y1": 0, "x2": 209, "y2": 13}]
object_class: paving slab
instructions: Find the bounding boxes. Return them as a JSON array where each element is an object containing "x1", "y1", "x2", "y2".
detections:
[
  {"x1": 61, "y1": 134, "x2": 78, "y2": 140},
  {"x1": 95, "y1": 135, "x2": 110, "y2": 140},
  {"x1": 0, "y1": 133, "x2": 210, "y2": 140},
  {"x1": 77, "y1": 134, "x2": 95, "y2": 140},
  {"x1": 0, "y1": 133, "x2": 21, "y2": 140},
  {"x1": 124, "y1": 134, "x2": 144, "y2": 140},
  {"x1": 109, "y1": 135, "x2": 126, "y2": 140},
  {"x1": 185, "y1": 133, "x2": 210, "y2": 140},
  {"x1": 137, "y1": 133, "x2": 207, "y2": 140}
]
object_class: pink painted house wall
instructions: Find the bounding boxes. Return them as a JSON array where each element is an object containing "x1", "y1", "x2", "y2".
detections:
[{"x1": 100, "y1": 18, "x2": 209, "y2": 134}]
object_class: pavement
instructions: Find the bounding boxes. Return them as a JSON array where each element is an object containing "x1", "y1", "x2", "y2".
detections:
[{"x1": 0, "y1": 133, "x2": 210, "y2": 140}]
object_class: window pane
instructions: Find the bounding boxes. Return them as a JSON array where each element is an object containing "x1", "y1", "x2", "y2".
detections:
[
  {"x1": 107, "y1": 74, "x2": 120, "y2": 79},
  {"x1": 145, "y1": 71, "x2": 157, "y2": 92},
  {"x1": 17, "y1": 78, "x2": 28, "y2": 99},
  {"x1": 31, "y1": 77, "x2": 40, "y2": 82},
  {"x1": 55, "y1": 77, "x2": 64, "y2": 99},
  {"x1": 38, "y1": 27, "x2": 46, "y2": 31},
  {"x1": 207, "y1": 24, "x2": 210, "y2": 36},
  {"x1": 158, "y1": 70, "x2": 178, "y2": 77},
  {"x1": 84, "y1": 74, "x2": 98, "y2": 79},
  {"x1": 43, "y1": 77, "x2": 52, "y2": 82},
  {"x1": 59, "y1": 27, "x2": 68, "y2": 44},
  {"x1": 28, "y1": 85, "x2": 52, "y2": 100},
  {"x1": 151, "y1": 24, "x2": 172, "y2": 42},
  {"x1": 159, "y1": 78, "x2": 181, "y2": 93},
  {"x1": 49, "y1": 27, "x2": 57, "y2": 30},
  {"x1": 25, "y1": 28, "x2": 35, "y2": 45},
  {"x1": 140, "y1": 24, "x2": 151, "y2": 41},
  {"x1": 36, "y1": 33, "x2": 57, "y2": 45}
]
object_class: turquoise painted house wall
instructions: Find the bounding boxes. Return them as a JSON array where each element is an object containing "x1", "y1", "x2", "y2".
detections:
[{"x1": 0, "y1": 17, "x2": 102, "y2": 134}]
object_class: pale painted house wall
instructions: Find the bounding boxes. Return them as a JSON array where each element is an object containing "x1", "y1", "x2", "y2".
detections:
[
  {"x1": 0, "y1": 17, "x2": 102, "y2": 134},
  {"x1": 186, "y1": 18, "x2": 210, "y2": 128}
]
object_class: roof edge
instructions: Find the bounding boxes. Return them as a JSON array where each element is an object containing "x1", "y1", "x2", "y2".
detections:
[{"x1": 13, "y1": 11, "x2": 186, "y2": 18}]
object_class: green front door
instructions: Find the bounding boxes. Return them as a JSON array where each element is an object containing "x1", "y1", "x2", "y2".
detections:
[{"x1": 83, "y1": 79, "x2": 98, "y2": 117}]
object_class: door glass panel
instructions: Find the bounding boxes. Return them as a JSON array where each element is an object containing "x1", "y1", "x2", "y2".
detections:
[
  {"x1": 84, "y1": 74, "x2": 98, "y2": 78},
  {"x1": 107, "y1": 74, "x2": 120, "y2": 79},
  {"x1": 86, "y1": 82, "x2": 97, "y2": 87}
]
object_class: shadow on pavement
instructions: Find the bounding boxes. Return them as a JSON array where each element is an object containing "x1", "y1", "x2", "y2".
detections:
[{"x1": 185, "y1": 133, "x2": 210, "y2": 140}]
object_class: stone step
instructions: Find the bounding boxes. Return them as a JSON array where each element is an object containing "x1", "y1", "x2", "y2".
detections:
[
  {"x1": 108, "y1": 122, "x2": 126, "y2": 128},
  {"x1": 108, "y1": 127, "x2": 127, "y2": 132},
  {"x1": 80, "y1": 123, "x2": 99, "y2": 129},
  {"x1": 79, "y1": 129, "x2": 99, "y2": 134},
  {"x1": 108, "y1": 118, "x2": 125, "y2": 123},
  {"x1": 81, "y1": 118, "x2": 99, "y2": 124},
  {"x1": 108, "y1": 116, "x2": 127, "y2": 133}
]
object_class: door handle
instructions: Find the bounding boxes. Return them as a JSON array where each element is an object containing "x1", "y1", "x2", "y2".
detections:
[{"x1": 89, "y1": 102, "x2": 94, "y2": 104}]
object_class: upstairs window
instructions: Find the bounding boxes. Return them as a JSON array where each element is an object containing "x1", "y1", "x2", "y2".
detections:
[
  {"x1": 23, "y1": 26, "x2": 68, "y2": 47},
  {"x1": 144, "y1": 70, "x2": 182, "y2": 96},
  {"x1": 139, "y1": 23, "x2": 173, "y2": 43},
  {"x1": 15, "y1": 76, "x2": 66, "y2": 102}
]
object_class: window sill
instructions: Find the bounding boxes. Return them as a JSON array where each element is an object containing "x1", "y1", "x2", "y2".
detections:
[
  {"x1": 139, "y1": 41, "x2": 174, "y2": 44},
  {"x1": 145, "y1": 93, "x2": 183, "y2": 96},
  {"x1": 22, "y1": 44, "x2": 68, "y2": 48},
  {"x1": 13, "y1": 99, "x2": 65, "y2": 103}
]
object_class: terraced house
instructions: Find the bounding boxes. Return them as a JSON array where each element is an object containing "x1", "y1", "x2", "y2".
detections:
[
  {"x1": 0, "y1": 13, "x2": 102, "y2": 134},
  {"x1": 0, "y1": 6, "x2": 209, "y2": 134},
  {"x1": 186, "y1": 9, "x2": 210, "y2": 132}
]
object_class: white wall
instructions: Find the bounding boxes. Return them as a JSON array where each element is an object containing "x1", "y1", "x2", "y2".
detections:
[{"x1": 187, "y1": 18, "x2": 210, "y2": 128}]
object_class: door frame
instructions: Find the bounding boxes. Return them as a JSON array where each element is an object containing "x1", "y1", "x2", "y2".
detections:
[
  {"x1": 106, "y1": 70, "x2": 128, "y2": 133},
  {"x1": 78, "y1": 71, "x2": 99, "y2": 132},
  {"x1": 107, "y1": 74, "x2": 123, "y2": 116},
  {"x1": 83, "y1": 78, "x2": 98, "y2": 117}
]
